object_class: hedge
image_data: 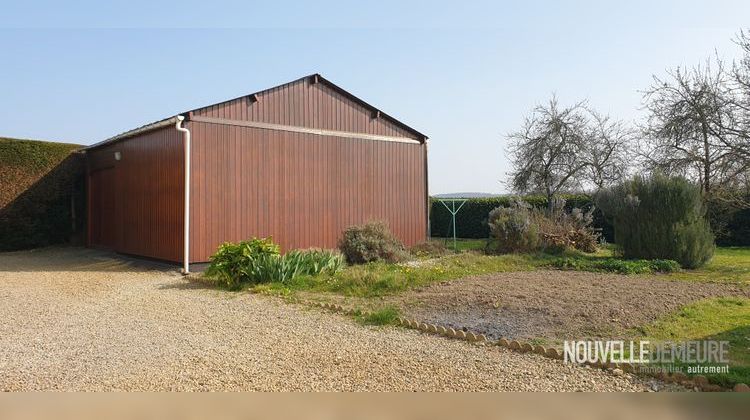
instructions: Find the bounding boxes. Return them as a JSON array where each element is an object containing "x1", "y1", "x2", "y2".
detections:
[
  {"x1": 430, "y1": 194, "x2": 614, "y2": 242},
  {"x1": 0, "y1": 137, "x2": 85, "y2": 251},
  {"x1": 430, "y1": 194, "x2": 750, "y2": 246}
]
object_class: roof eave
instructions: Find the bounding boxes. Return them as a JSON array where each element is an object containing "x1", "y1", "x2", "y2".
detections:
[{"x1": 84, "y1": 116, "x2": 181, "y2": 151}]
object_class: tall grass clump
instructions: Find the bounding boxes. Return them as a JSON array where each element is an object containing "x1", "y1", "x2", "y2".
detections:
[{"x1": 595, "y1": 174, "x2": 714, "y2": 268}]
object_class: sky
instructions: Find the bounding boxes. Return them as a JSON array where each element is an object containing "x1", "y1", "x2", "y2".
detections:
[{"x1": 1, "y1": 1, "x2": 749, "y2": 195}]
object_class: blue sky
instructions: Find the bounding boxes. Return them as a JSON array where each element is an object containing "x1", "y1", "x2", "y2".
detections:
[{"x1": 1, "y1": 1, "x2": 749, "y2": 194}]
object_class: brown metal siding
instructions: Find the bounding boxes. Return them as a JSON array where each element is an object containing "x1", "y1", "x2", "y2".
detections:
[
  {"x1": 191, "y1": 77, "x2": 420, "y2": 140},
  {"x1": 189, "y1": 120, "x2": 427, "y2": 262},
  {"x1": 87, "y1": 126, "x2": 183, "y2": 262}
]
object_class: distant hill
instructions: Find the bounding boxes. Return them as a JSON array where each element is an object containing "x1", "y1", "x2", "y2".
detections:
[{"x1": 432, "y1": 192, "x2": 503, "y2": 199}]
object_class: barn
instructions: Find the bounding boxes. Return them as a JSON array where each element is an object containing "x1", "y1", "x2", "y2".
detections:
[{"x1": 85, "y1": 74, "x2": 429, "y2": 272}]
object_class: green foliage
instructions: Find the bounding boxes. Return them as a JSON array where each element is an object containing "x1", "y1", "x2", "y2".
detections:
[
  {"x1": 551, "y1": 256, "x2": 680, "y2": 274},
  {"x1": 716, "y1": 206, "x2": 750, "y2": 246},
  {"x1": 0, "y1": 138, "x2": 85, "y2": 251},
  {"x1": 205, "y1": 238, "x2": 344, "y2": 289},
  {"x1": 359, "y1": 306, "x2": 401, "y2": 325},
  {"x1": 257, "y1": 253, "x2": 541, "y2": 298},
  {"x1": 254, "y1": 246, "x2": 747, "y2": 299},
  {"x1": 430, "y1": 194, "x2": 613, "y2": 241},
  {"x1": 205, "y1": 238, "x2": 281, "y2": 289},
  {"x1": 486, "y1": 199, "x2": 540, "y2": 253},
  {"x1": 596, "y1": 174, "x2": 715, "y2": 268},
  {"x1": 338, "y1": 221, "x2": 408, "y2": 264}
]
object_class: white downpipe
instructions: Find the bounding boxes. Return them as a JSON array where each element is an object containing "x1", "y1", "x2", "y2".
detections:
[{"x1": 176, "y1": 116, "x2": 191, "y2": 274}]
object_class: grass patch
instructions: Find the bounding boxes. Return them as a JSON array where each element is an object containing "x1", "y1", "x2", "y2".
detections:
[
  {"x1": 636, "y1": 297, "x2": 750, "y2": 387},
  {"x1": 670, "y1": 247, "x2": 750, "y2": 284},
  {"x1": 251, "y1": 245, "x2": 750, "y2": 299},
  {"x1": 430, "y1": 237, "x2": 486, "y2": 252},
  {"x1": 358, "y1": 306, "x2": 401, "y2": 325},
  {"x1": 252, "y1": 252, "x2": 540, "y2": 297}
]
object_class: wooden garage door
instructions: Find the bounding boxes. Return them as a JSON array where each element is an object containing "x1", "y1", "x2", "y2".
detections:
[{"x1": 88, "y1": 167, "x2": 116, "y2": 249}]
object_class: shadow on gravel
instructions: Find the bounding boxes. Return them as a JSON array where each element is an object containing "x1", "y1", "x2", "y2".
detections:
[{"x1": 0, "y1": 246, "x2": 180, "y2": 273}]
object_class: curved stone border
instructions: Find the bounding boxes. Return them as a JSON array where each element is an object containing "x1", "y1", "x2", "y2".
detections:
[{"x1": 306, "y1": 300, "x2": 748, "y2": 392}]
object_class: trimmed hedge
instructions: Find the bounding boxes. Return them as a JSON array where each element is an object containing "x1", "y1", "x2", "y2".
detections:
[
  {"x1": 0, "y1": 137, "x2": 85, "y2": 251},
  {"x1": 430, "y1": 194, "x2": 614, "y2": 242}
]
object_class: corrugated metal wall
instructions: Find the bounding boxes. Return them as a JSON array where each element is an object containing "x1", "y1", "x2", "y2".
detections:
[
  {"x1": 87, "y1": 127, "x2": 184, "y2": 262},
  {"x1": 189, "y1": 121, "x2": 427, "y2": 262},
  {"x1": 87, "y1": 75, "x2": 427, "y2": 263}
]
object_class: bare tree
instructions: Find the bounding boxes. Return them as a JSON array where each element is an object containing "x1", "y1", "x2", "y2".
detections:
[
  {"x1": 507, "y1": 96, "x2": 629, "y2": 211},
  {"x1": 583, "y1": 112, "x2": 632, "y2": 190},
  {"x1": 641, "y1": 55, "x2": 750, "y2": 206}
]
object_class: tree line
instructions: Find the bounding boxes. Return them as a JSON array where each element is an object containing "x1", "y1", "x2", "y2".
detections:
[{"x1": 507, "y1": 30, "x2": 750, "y2": 230}]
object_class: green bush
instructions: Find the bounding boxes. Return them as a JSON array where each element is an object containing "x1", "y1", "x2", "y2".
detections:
[
  {"x1": 430, "y1": 194, "x2": 613, "y2": 242},
  {"x1": 338, "y1": 221, "x2": 408, "y2": 264},
  {"x1": 206, "y1": 238, "x2": 344, "y2": 289},
  {"x1": 486, "y1": 199, "x2": 540, "y2": 253},
  {"x1": 595, "y1": 174, "x2": 715, "y2": 268}
]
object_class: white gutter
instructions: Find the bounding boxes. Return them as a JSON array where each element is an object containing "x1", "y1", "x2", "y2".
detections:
[{"x1": 176, "y1": 116, "x2": 191, "y2": 274}]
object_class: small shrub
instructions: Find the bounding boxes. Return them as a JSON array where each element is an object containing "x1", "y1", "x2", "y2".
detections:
[
  {"x1": 338, "y1": 221, "x2": 408, "y2": 264},
  {"x1": 649, "y1": 259, "x2": 682, "y2": 273},
  {"x1": 410, "y1": 241, "x2": 450, "y2": 258},
  {"x1": 487, "y1": 199, "x2": 540, "y2": 253},
  {"x1": 596, "y1": 174, "x2": 714, "y2": 268}
]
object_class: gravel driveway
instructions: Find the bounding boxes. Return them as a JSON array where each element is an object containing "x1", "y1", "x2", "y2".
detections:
[{"x1": 0, "y1": 247, "x2": 673, "y2": 391}]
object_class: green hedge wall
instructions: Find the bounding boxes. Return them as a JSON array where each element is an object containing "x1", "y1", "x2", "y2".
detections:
[
  {"x1": 0, "y1": 138, "x2": 85, "y2": 251},
  {"x1": 429, "y1": 194, "x2": 614, "y2": 242}
]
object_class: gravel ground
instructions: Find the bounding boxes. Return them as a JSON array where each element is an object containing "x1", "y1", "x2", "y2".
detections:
[
  {"x1": 0, "y1": 247, "x2": 679, "y2": 391},
  {"x1": 394, "y1": 270, "x2": 749, "y2": 342}
]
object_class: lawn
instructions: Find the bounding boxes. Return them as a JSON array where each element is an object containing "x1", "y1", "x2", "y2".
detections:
[
  {"x1": 636, "y1": 297, "x2": 750, "y2": 387},
  {"x1": 254, "y1": 245, "x2": 750, "y2": 298}
]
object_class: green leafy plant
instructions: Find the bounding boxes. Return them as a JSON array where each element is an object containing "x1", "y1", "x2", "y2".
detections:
[
  {"x1": 206, "y1": 238, "x2": 344, "y2": 289},
  {"x1": 338, "y1": 221, "x2": 408, "y2": 264},
  {"x1": 205, "y1": 237, "x2": 280, "y2": 289},
  {"x1": 550, "y1": 256, "x2": 680, "y2": 274}
]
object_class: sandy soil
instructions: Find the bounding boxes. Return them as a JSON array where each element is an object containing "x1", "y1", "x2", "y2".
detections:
[{"x1": 393, "y1": 270, "x2": 749, "y2": 342}]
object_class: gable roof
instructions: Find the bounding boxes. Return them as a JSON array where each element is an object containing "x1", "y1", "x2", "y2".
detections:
[{"x1": 86, "y1": 73, "x2": 427, "y2": 150}]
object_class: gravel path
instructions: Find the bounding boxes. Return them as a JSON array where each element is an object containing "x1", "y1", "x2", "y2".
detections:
[{"x1": 0, "y1": 247, "x2": 675, "y2": 391}]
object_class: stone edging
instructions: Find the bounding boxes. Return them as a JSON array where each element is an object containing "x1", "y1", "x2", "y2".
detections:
[{"x1": 308, "y1": 301, "x2": 749, "y2": 393}]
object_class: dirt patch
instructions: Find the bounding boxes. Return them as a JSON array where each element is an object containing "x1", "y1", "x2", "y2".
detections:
[{"x1": 391, "y1": 270, "x2": 750, "y2": 343}]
